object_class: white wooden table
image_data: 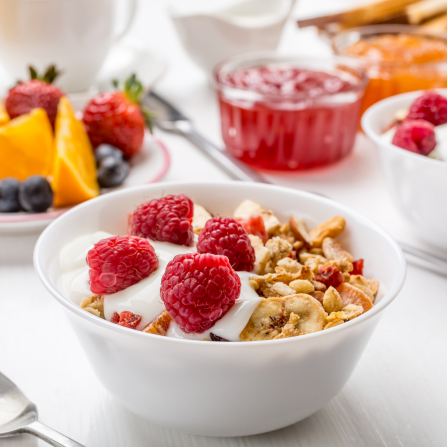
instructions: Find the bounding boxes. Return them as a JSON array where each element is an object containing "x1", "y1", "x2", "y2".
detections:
[{"x1": 1, "y1": 1, "x2": 446, "y2": 446}]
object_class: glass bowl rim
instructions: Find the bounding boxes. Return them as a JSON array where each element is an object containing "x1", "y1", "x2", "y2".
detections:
[
  {"x1": 212, "y1": 52, "x2": 368, "y2": 102},
  {"x1": 332, "y1": 24, "x2": 447, "y2": 67}
]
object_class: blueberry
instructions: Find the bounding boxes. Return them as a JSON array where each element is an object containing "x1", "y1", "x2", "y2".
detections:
[
  {"x1": 0, "y1": 178, "x2": 22, "y2": 213},
  {"x1": 19, "y1": 175, "x2": 54, "y2": 213},
  {"x1": 97, "y1": 156, "x2": 129, "y2": 188},
  {"x1": 94, "y1": 144, "x2": 123, "y2": 166}
]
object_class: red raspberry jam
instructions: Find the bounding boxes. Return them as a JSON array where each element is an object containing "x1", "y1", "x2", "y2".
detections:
[{"x1": 215, "y1": 59, "x2": 366, "y2": 171}]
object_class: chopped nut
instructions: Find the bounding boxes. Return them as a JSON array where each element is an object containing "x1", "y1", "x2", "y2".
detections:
[
  {"x1": 274, "y1": 313, "x2": 303, "y2": 339},
  {"x1": 289, "y1": 216, "x2": 312, "y2": 246},
  {"x1": 324, "y1": 258, "x2": 353, "y2": 274},
  {"x1": 322, "y1": 237, "x2": 353, "y2": 262},
  {"x1": 143, "y1": 311, "x2": 172, "y2": 336},
  {"x1": 192, "y1": 203, "x2": 212, "y2": 234},
  {"x1": 249, "y1": 279, "x2": 259, "y2": 290},
  {"x1": 394, "y1": 108, "x2": 408, "y2": 122},
  {"x1": 309, "y1": 216, "x2": 346, "y2": 247},
  {"x1": 336, "y1": 282, "x2": 373, "y2": 313},
  {"x1": 342, "y1": 304, "x2": 363, "y2": 320},
  {"x1": 271, "y1": 282, "x2": 296, "y2": 296},
  {"x1": 366, "y1": 278, "x2": 379, "y2": 297},
  {"x1": 233, "y1": 200, "x2": 280, "y2": 235},
  {"x1": 249, "y1": 234, "x2": 271, "y2": 275},
  {"x1": 289, "y1": 279, "x2": 315, "y2": 294},
  {"x1": 276, "y1": 257, "x2": 302, "y2": 274},
  {"x1": 311, "y1": 280, "x2": 327, "y2": 292},
  {"x1": 323, "y1": 286, "x2": 343, "y2": 314},
  {"x1": 80, "y1": 295, "x2": 104, "y2": 319},
  {"x1": 309, "y1": 248, "x2": 324, "y2": 256},
  {"x1": 324, "y1": 319, "x2": 344, "y2": 329},
  {"x1": 293, "y1": 241, "x2": 304, "y2": 251},
  {"x1": 310, "y1": 290, "x2": 325, "y2": 304}
]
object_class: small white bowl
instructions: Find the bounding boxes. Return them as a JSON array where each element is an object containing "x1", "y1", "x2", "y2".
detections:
[
  {"x1": 34, "y1": 182, "x2": 405, "y2": 437},
  {"x1": 362, "y1": 89, "x2": 447, "y2": 249}
]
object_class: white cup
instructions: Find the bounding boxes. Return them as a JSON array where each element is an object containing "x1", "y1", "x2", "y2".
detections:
[{"x1": 0, "y1": 0, "x2": 137, "y2": 93}]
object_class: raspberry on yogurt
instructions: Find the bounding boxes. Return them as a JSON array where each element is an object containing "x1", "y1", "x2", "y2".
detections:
[
  {"x1": 406, "y1": 91, "x2": 447, "y2": 126},
  {"x1": 391, "y1": 119, "x2": 436, "y2": 156}
]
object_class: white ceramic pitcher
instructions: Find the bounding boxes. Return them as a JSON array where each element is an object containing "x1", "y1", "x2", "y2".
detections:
[
  {"x1": 0, "y1": 0, "x2": 137, "y2": 93},
  {"x1": 169, "y1": 0, "x2": 296, "y2": 72}
]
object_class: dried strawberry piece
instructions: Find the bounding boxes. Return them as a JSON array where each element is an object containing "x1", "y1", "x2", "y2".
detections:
[
  {"x1": 351, "y1": 259, "x2": 364, "y2": 276},
  {"x1": 236, "y1": 214, "x2": 268, "y2": 244},
  {"x1": 312, "y1": 265, "x2": 344, "y2": 288},
  {"x1": 110, "y1": 311, "x2": 141, "y2": 329}
]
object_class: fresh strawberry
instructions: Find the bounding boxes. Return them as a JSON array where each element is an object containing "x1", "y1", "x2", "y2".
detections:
[
  {"x1": 5, "y1": 65, "x2": 64, "y2": 128},
  {"x1": 83, "y1": 74, "x2": 149, "y2": 159}
]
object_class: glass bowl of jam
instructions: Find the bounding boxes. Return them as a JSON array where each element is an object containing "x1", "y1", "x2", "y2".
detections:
[
  {"x1": 213, "y1": 54, "x2": 367, "y2": 171},
  {"x1": 333, "y1": 25, "x2": 447, "y2": 117}
]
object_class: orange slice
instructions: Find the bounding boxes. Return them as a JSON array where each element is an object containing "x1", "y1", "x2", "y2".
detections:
[
  {"x1": 0, "y1": 108, "x2": 53, "y2": 181},
  {"x1": 336, "y1": 283, "x2": 373, "y2": 313},
  {"x1": 52, "y1": 97, "x2": 99, "y2": 207},
  {"x1": 0, "y1": 100, "x2": 10, "y2": 126}
]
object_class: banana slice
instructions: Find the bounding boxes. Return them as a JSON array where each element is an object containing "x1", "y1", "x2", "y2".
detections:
[
  {"x1": 240, "y1": 298, "x2": 286, "y2": 341},
  {"x1": 284, "y1": 294, "x2": 327, "y2": 334},
  {"x1": 192, "y1": 203, "x2": 212, "y2": 234}
]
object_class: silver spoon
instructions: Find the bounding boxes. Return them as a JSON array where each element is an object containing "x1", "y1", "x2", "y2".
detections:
[{"x1": 0, "y1": 371, "x2": 85, "y2": 446}]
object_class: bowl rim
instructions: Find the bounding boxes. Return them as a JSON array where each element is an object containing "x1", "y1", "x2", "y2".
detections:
[
  {"x1": 34, "y1": 181, "x2": 406, "y2": 347},
  {"x1": 362, "y1": 88, "x2": 447, "y2": 168}
]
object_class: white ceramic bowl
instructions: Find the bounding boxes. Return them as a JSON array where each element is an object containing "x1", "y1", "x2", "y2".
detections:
[
  {"x1": 362, "y1": 89, "x2": 447, "y2": 249},
  {"x1": 34, "y1": 182, "x2": 405, "y2": 437}
]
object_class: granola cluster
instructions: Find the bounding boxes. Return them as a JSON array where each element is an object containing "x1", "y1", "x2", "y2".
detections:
[{"x1": 239, "y1": 200, "x2": 378, "y2": 340}]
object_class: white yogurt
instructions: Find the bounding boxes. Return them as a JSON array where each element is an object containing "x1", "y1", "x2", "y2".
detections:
[
  {"x1": 60, "y1": 234, "x2": 261, "y2": 340},
  {"x1": 382, "y1": 122, "x2": 447, "y2": 161}
]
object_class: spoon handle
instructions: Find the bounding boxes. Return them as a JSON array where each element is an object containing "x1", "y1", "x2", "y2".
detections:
[{"x1": 21, "y1": 421, "x2": 85, "y2": 447}]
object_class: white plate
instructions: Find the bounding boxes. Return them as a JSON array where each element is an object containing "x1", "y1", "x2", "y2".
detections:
[{"x1": 0, "y1": 134, "x2": 171, "y2": 234}]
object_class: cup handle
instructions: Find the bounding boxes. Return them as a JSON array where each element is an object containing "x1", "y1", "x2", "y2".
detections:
[{"x1": 113, "y1": 0, "x2": 138, "y2": 42}]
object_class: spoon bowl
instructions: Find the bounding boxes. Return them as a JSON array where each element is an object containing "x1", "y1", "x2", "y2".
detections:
[{"x1": 0, "y1": 371, "x2": 85, "y2": 446}]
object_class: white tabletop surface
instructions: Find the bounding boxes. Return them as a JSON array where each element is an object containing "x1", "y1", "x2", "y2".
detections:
[{"x1": 1, "y1": 1, "x2": 447, "y2": 446}]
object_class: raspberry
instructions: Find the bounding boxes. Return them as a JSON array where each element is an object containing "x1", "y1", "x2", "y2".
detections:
[
  {"x1": 406, "y1": 92, "x2": 447, "y2": 126},
  {"x1": 87, "y1": 235, "x2": 159, "y2": 295},
  {"x1": 111, "y1": 311, "x2": 141, "y2": 329},
  {"x1": 128, "y1": 194, "x2": 194, "y2": 246},
  {"x1": 236, "y1": 214, "x2": 268, "y2": 244},
  {"x1": 312, "y1": 265, "x2": 344, "y2": 288},
  {"x1": 392, "y1": 119, "x2": 436, "y2": 156},
  {"x1": 197, "y1": 216, "x2": 255, "y2": 271},
  {"x1": 160, "y1": 253, "x2": 241, "y2": 333},
  {"x1": 351, "y1": 259, "x2": 364, "y2": 276}
]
